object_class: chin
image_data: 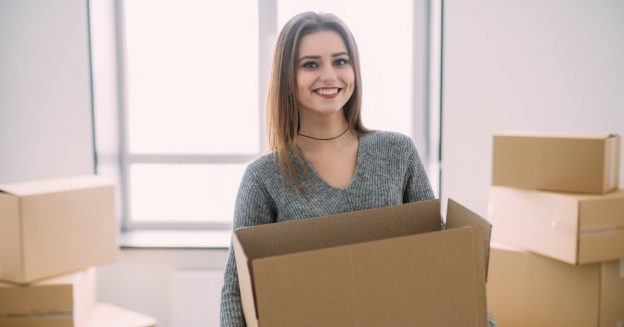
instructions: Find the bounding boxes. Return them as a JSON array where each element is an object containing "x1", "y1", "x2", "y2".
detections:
[
  {"x1": 300, "y1": 103, "x2": 343, "y2": 115},
  {"x1": 313, "y1": 107, "x2": 345, "y2": 115}
]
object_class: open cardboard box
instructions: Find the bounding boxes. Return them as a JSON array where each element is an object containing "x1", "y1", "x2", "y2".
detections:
[{"x1": 233, "y1": 199, "x2": 491, "y2": 327}]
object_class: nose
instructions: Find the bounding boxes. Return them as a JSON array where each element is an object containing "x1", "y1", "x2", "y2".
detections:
[{"x1": 319, "y1": 64, "x2": 337, "y2": 82}]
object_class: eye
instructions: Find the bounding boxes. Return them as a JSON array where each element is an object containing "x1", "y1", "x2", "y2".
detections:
[
  {"x1": 334, "y1": 58, "x2": 350, "y2": 66},
  {"x1": 301, "y1": 61, "x2": 318, "y2": 69}
]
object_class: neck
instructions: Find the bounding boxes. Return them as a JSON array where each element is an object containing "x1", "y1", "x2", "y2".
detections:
[
  {"x1": 299, "y1": 126, "x2": 350, "y2": 141},
  {"x1": 298, "y1": 110, "x2": 350, "y2": 140}
]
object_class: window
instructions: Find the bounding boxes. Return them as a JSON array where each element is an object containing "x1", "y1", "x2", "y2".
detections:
[
  {"x1": 117, "y1": 0, "x2": 436, "y2": 230},
  {"x1": 119, "y1": 0, "x2": 260, "y2": 228}
]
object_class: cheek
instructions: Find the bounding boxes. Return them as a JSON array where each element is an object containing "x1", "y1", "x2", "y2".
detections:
[
  {"x1": 340, "y1": 68, "x2": 355, "y2": 88},
  {"x1": 295, "y1": 82, "x2": 309, "y2": 105},
  {"x1": 344, "y1": 70, "x2": 355, "y2": 91},
  {"x1": 296, "y1": 74, "x2": 311, "y2": 94},
  {"x1": 343, "y1": 70, "x2": 356, "y2": 99},
  {"x1": 346, "y1": 69, "x2": 355, "y2": 85}
]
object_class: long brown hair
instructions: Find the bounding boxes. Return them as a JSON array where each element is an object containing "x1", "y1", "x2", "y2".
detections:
[{"x1": 266, "y1": 12, "x2": 369, "y2": 185}]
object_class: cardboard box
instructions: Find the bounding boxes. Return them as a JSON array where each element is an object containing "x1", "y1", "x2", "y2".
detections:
[
  {"x1": 487, "y1": 242, "x2": 624, "y2": 327},
  {"x1": 489, "y1": 185, "x2": 624, "y2": 264},
  {"x1": 233, "y1": 199, "x2": 491, "y2": 327},
  {"x1": 0, "y1": 175, "x2": 119, "y2": 283},
  {"x1": 88, "y1": 303, "x2": 157, "y2": 327},
  {"x1": 492, "y1": 133, "x2": 620, "y2": 194},
  {"x1": 0, "y1": 268, "x2": 97, "y2": 327}
]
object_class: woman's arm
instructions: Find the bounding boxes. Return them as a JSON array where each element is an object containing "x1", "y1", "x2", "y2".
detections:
[
  {"x1": 220, "y1": 166, "x2": 275, "y2": 327},
  {"x1": 403, "y1": 140, "x2": 435, "y2": 203}
]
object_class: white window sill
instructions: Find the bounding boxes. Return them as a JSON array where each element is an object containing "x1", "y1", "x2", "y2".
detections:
[{"x1": 119, "y1": 229, "x2": 232, "y2": 249}]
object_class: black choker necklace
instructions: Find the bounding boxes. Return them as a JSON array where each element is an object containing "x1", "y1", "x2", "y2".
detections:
[{"x1": 298, "y1": 127, "x2": 350, "y2": 141}]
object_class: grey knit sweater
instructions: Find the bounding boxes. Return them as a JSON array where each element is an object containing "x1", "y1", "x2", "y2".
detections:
[{"x1": 220, "y1": 131, "x2": 435, "y2": 327}]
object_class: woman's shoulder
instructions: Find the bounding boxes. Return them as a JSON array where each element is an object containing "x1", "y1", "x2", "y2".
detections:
[
  {"x1": 245, "y1": 152, "x2": 280, "y2": 177},
  {"x1": 361, "y1": 130, "x2": 416, "y2": 153}
]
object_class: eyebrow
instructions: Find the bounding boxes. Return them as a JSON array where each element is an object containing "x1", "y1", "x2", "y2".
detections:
[{"x1": 298, "y1": 51, "x2": 349, "y2": 63}]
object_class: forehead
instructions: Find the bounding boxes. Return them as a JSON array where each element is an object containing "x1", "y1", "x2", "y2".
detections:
[{"x1": 298, "y1": 29, "x2": 348, "y2": 57}]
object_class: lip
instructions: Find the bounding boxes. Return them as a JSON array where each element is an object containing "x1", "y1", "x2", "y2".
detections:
[{"x1": 313, "y1": 87, "x2": 342, "y2": 99}]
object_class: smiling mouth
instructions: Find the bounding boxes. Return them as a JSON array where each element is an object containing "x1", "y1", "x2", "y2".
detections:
[{"x1": 314, "y1": 88, "x2": 342, "y2": 98}]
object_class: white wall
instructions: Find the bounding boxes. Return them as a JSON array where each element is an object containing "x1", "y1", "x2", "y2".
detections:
[
  {"x1": 0, "y1": 0, "x2": 94, "y2": 184},
  {"x1": 96, "y1": 248, "x2": 228, "y2": 327},
  {"x1": 442, "y1": 0, "x2": 624, "y2": 217}
]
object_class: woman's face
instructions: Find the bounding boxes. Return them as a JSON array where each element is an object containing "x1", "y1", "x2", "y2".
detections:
[{"x1": 295, "y1": 29, "x2": 355, "y2": 116}]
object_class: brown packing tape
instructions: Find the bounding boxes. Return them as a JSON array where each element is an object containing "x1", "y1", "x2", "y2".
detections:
[
  {"x1": 580, "y1": 226, "x2": 618, "y2": 235},
  {"x1": 0, "y1": 316, "x2": 73, "y2": 327},
  {"x1": 1, "y1": 311, "x2": 72, "y2": 318}
]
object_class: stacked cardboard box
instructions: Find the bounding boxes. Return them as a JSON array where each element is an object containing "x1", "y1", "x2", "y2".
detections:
[
  {"x1": 0, "y1": 268, "x2": 97, "y2": 327},
  {"x1": 0, "y1": 175, "x2": 157, "y2": 327},
  {"x1": 487, "y1": 133, "x2": 624, "y2": 326}
]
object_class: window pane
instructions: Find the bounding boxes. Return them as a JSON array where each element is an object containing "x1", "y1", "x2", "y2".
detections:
[
  {"x1": 129, "y1": 164, "x2": 246, "y2": 223},
  {"x1": 278, "y1": 1, "x2": 413, "y2": 136},
  {"x1": 123, "y1": 0, "x2": 260, "y2": 154}
]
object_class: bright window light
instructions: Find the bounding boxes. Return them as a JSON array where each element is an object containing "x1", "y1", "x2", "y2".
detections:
[
  {"x1": 123, "y1": 0, "x2": 260, "y2": 154},
  {"x1": 117, "y1": 1, "x2": 428, "y2": 226},
  {"x1": 130, "y1": 164, "x2": 246, "y2": 223}
]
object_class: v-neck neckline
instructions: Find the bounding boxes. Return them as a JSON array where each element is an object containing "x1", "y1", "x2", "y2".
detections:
[{"x1": 298, "y1": 132, "x2": 367, "y2": 192}]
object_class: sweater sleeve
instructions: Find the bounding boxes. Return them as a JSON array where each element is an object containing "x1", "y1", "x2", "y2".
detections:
[
  {"x1": 220, "y1": 165, "x2": 275, "y2": 327},
  {"x1": 402, "y1": 139, "x2": 435, "y2": 203}
]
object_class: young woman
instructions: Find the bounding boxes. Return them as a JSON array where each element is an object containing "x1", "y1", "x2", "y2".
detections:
[{"x1": 220, "y1": 12, "x2": 434, "y2": 326}]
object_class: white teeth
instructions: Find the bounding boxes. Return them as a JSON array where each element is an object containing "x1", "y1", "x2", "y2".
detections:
[{"x1": 317, "y1": 88, "x2": 339, "y2": 95}]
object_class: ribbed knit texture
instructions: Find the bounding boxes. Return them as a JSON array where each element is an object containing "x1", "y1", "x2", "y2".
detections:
[{"x1": 220, "y1": 131, "x2": 434, "y2": 327}]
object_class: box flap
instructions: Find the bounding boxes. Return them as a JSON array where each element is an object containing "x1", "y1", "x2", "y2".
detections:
[
  {"x1": 232, "y1": 235, "x2": 259, "y2": 327},
  {"x1": 234, "y1": 199, "x2": 441, "y2": 261},
  {"x1": 0, "y1": 175, "x2": 114, "y2": 197},
  {"x1": 252, "y1": 227, "x2": 486, "y2": 326},
  {"x1": 446, "y1": 199, "x2": 491, "y2": 280}
]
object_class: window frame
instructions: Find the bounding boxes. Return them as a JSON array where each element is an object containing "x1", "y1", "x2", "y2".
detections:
[{"x1": 113, "y1": 0, "x2": 438, "y2": 232}]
